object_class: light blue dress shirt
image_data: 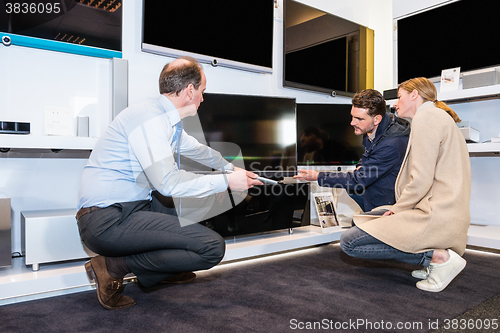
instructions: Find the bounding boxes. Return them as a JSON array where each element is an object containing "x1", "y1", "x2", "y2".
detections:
[{"x1": 78, "y1": 95, "x2": 231, "y2": 209}]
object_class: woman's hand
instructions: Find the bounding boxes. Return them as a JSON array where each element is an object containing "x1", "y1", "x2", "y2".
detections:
[{"x1": 382, "y1": 210, "x2": 394, "y2": 216}]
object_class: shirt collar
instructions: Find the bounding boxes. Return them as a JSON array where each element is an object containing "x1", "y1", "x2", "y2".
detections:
[
  {"x1": 367, "y1": 131, "x2": 376, "y2": 142},
  {"x1": 158, "y1": 94, "x2": 182, "y2": 127}
]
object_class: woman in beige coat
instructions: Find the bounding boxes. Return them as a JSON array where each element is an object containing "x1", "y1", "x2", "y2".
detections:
[{"x1": 340, "y1": 77, "x2": 471, "y2": 292}]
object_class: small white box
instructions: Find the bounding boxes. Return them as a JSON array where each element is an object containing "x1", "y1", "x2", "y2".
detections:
[
  {"x1": 77, "y1": 115, "x2": 89, "y2": 137},
  {"x1": 459, "y1": 127, "x2": 480, "y2": 143},
  {"x1": 21, "y1": 209, "x2": 96, "y2": 271}
]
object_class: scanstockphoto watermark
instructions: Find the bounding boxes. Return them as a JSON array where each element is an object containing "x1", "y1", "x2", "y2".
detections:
[
  {"x1": 289, "y1": 318, "x2": 425, "y2": 331},
  {"x1": 247, "y1": 162, "x2": 370, "y2": 196},
  {"x1": 289, "y1": 318, "x2": 500, "y2": 331}
]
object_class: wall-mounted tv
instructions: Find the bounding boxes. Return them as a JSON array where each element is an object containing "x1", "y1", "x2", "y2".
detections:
[
  {"x1": 283, "y1": 0, "x2": 374, "y2": 97},
  {"x1": 182, "y1": 93, "x2": 297, "y2": 177},
  {"x1": 142, "y1": 0, "x2": 274, "y2": 74},
  {"x1": 0, "y1": 0, "x2": 122, "y2": 58},
  {"x1": 397, "y1": 0, "x2": 500, "y2": 83},
  {"x1": 296, "y1": 103, "x2": 363, "y2": 168}
]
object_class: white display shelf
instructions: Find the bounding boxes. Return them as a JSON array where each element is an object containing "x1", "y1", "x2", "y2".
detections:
[
  {"x1": 438, "y1": 84, "x2": 500, "y2": 104},
  {"x1": 0, "y1": 134, "x2": 98, "y2": 150},
  {"x1": 223, "y1": 226, "x2": 342, "y2": 262},
  {"x1": 467, "y1": 142, "x2": 500, "y2": 156},
  {"x1": 385, "y1": 84, "x2": 500, "y2": 104},
  {"x1": 467, "y1": 224, "x2": 500, "y2": 250}
]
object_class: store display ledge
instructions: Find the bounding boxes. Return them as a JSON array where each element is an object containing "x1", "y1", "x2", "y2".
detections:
[
  {"x1": 0, "y1": 134, "x2": 98, "y2": 150},
  {"x1": 467, "y1": 224, "x2": 500, "y2": 250},
  {"x1": 0, "y1": 226, "x2": 341, "y2": 306}
]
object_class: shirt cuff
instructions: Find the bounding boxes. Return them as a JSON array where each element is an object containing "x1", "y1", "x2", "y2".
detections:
[
  {"x1": 213, "y1": 174, "x2": 230, "y2": 192},
  {"x1": 221, "y1": 163, "x2": 234, "y2": 172}
]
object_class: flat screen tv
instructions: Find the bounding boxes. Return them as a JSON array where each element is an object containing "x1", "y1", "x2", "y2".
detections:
[
  {"x1": 0, "y1": 0, "x2": 122, "y2": 58},
  {"x1": 283, "y1": 0, "x2": 374, "y2": 97},
  {"x1": 142, "y1": 0, "x2": 274, "y2": 74},
  {"x1": 198, "y1": 181, "x2": 310, "y2": 238},
  {"x1": 397, "y1": 0, "x2": 500, "y2": 83},
  {"x1": 181, "y1": 93, "x2": 308, "y2": 238},
  {"x1": 296, "y1": 103, "x2": 363, "y2": 168},
  {"x1": 182, "y1": 93, "x2": 297, "y2": 178}
]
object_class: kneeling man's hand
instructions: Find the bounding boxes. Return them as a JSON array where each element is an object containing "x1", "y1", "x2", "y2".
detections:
[{"x1": 228, "y1": 168, "x2": 263, "y2": 191}]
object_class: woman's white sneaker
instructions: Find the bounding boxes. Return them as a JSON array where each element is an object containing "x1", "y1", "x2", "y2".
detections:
[{"x1": 416, "y1": 249, "x2": 466, "y2": 292}]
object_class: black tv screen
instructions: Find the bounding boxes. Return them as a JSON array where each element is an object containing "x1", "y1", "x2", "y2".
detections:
[
  {"x1": 0, "y1": 0, "x2": 122, "y2": 58},
  {"x1": 285, "y1": 37, "x2": 347, "y2": 93},
  {"x1": 181, "y1": 93, "x2": 308, "y2": 238},
  {"x1": 183, "y1": 93, "x2": 297, "y2": 177},
  {"x1": 142, "y1": 0, "x2": 274, "y2": 73},
  {"x1": 283, "y1": 0, "x2": 372, "y2": 97},
  {"x1": 296, "y1": 103, "x2": 363, "y2": 167},
  {"x1": 397, "y1": 0, "x2": 500, "y2": 83}
]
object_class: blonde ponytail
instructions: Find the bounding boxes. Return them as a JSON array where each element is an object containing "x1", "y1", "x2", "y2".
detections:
[{"x1": 434, "y1": 100, "x2": 461, "y2": 123}]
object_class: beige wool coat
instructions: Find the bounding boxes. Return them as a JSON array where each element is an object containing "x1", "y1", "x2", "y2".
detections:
[{"x1": 354, "y1": 101, "x2": 471, "y2": 255}]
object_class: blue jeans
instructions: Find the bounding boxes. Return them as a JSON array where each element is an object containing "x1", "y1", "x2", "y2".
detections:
[
  {"x1": 340, "y1": 226, "x2": 433, "y2": 267},
  {"x1": 77, "y1": 197, "x2": 225, "y2": 288}
]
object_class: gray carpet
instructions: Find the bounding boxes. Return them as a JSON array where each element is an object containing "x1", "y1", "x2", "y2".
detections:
[{"x1": 1, "y1": 243, "x2": 500, "y2": 333}]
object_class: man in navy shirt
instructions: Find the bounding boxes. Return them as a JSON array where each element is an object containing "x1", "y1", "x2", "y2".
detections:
[{"x1": 294, "y1": 89, "x2": 410, "y2": 212}]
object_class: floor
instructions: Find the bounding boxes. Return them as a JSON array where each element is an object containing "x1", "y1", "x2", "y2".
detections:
[{"x1": 1, "y1": 224, "x2": 499, "y2": 307}]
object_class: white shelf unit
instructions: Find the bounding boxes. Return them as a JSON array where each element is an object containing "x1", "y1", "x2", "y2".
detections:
[
  {"x1": 467, "y1": 224, "x2": 500, "y2": 249},
  {"x1": 467, "y1": 142, "x2": 500, "y2": 156},
  {"x1": 442, "y1": 84, "x2": 500, "y2": 245},
  {"x1": 0, "y1": 134, "x2": 98, "y2": 150},
  {"x1": 439, "y1": 85, "x2": 500, "y2": 155},
  {"x1": 438, "y1": 83, "x2": 500, "y2": 104}
]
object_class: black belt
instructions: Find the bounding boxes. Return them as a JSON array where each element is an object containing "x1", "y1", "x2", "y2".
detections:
[
  {"x1": 76, "y1": 206, "x2": 101, "y2": 220},
  {"x1": 151, "y1": 191, "x2": 176, "y2": 208}
]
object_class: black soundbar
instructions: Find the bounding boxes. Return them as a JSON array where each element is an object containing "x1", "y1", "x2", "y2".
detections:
[
  {"x1": 383, "y1": 88, "x2": 398, "y2": 100},
  {"x1": 0, "y1": 121, "x2": 30, "y2": 134}
]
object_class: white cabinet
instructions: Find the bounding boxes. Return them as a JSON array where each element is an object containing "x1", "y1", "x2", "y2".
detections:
[{"x1": 21, "y1": 209, "x2": 96, "y2": 271}]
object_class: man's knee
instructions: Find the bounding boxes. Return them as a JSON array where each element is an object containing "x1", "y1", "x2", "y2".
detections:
[{"x1": 203, "y1": 233, "x2": 226, "y2": 267}]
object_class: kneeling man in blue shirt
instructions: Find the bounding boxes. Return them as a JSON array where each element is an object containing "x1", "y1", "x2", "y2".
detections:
[{"x1": 76, "y1": 56, "x2": 262, "y2": 310}]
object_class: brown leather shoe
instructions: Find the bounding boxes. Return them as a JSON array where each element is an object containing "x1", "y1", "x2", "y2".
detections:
[
  {"x1": 160, "y1": 272, "x2": 197, "y2": 284},
  {"x1": 85, "y1": 256, "x2": 136, "y2": 310}
]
